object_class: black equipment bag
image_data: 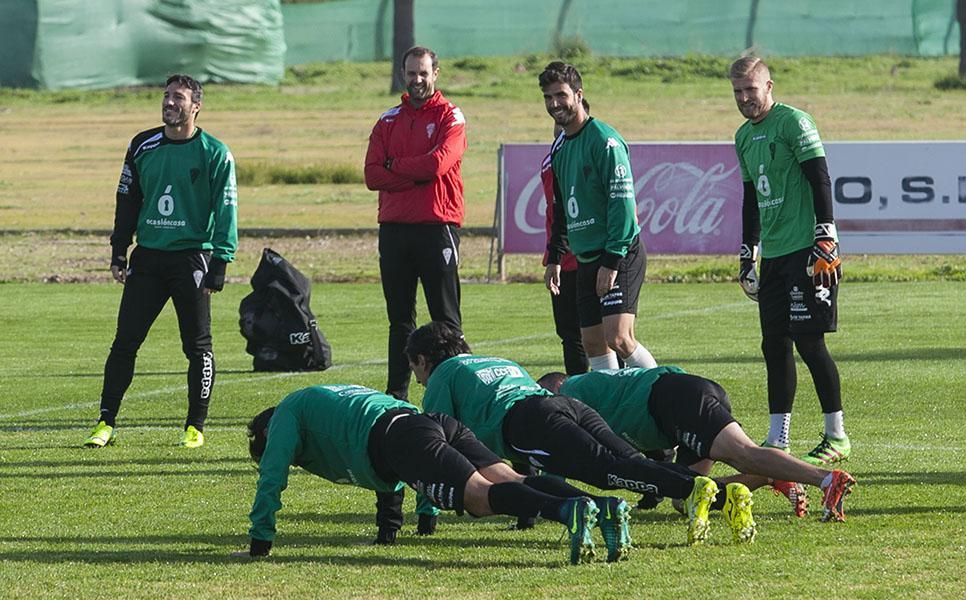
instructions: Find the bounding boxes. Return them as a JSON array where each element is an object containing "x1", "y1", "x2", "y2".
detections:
[{"x1": 239, "y1": 248, "x2": 332, "y2": 371}]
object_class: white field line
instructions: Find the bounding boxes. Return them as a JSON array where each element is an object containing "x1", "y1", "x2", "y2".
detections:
[{"x1": 0, "y1": 301, "x2": 749, "y2": 422}]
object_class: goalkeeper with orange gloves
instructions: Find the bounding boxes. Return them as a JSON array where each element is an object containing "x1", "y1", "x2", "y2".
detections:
[{"x1": 729, "y1": 56, "x2": 850, "y2": 466}]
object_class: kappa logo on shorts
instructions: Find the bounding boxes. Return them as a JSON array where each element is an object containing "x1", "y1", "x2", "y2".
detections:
[{"x1": 815, "y1": 286, "x2": 832, "y2": 306}]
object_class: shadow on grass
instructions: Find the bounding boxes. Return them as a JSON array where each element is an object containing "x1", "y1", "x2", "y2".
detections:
[
  {"x1": 1, "y1": 416, "x2": 254, "y2": 433},
  {"x1": 0, "y1": 467, "x2": 251, "y2": 479},
  {"x1": 24, "y1": 369, "x2": 301, "y2": 379},
  {"x1": 0, "y1": 532, "x2": 563, "y2": 568}
]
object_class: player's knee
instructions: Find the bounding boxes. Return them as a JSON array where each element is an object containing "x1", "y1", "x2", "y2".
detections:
[
  {"x1": 761, "y1": 335, "x2": 791, "y2": 360},
  {"x1": 792, "y1": 333, "x2": 827, "y2": 361},
  {"x1": 607, "y1": 333, "x2": 637, "y2": 356}
]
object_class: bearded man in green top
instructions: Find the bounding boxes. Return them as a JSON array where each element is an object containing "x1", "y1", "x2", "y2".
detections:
[
  {"x1": 730, "y1": 56, "x2": 851, "y2": 466},
  {"x1": 540, "y1": 62, "x2": 658, "y2": 374},
  {"x1": 84, "y1": 74, "x2": 238, "y2": 450}
]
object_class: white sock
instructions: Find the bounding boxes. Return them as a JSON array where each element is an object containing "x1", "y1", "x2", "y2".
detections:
[
  {"x1": 820, "y1": 472, "x2": 834, "y2": 490},
  {"x1": 824, "y1": 411, "x2": 846, "y2": 439},
  {"x1": 624, "y1": 343, "x2": 658, "y2": 369},
  {"x1": 766, "y1": 414, "x2": 791, "y2": 448},
  {"x1": 588, "y1": 352, "x2": 619, "y2": 371}
]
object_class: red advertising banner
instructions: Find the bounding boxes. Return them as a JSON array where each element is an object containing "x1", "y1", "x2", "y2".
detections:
[
  {"x1": 501, "y1": 143, "x2": 743, "y2": 255},
  {"x1": 499, "y1": 141, "x2": 966, "y2": 255}
]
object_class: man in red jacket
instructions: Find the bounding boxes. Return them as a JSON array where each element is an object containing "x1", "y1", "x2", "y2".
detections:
[
  {"x1": 365, "y1": 45, "x2": 466, "y2": 402},
  {"x1": 364, "y1": 45, "x2": 467, "y2": 539}
]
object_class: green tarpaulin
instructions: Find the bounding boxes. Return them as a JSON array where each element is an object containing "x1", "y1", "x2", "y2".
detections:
[{"x1": 0, "y1": 0, "x2": 285, "y2": 89}]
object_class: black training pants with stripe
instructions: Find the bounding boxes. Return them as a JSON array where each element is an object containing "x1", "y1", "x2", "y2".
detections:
[{"x1": 98, "y1": 246, "x2": 214, "y2": 430}]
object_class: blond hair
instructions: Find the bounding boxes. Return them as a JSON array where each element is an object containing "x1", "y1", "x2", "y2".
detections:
[{"x1": 729, "y1": 56, "x2": 771, "y2": 81}]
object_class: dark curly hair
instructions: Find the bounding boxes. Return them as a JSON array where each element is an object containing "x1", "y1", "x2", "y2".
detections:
[
  {"x1": 165, "y1": 73, "x2": 203, "y2": 104},
  {"x1": 538, "y1": 61, "x2": 582, "y2": 92},
  {"x1": 404, "y1": 321, "x2": 470, "y2": 374},
  {"x1": 247, "y1": 406, "x2": 276, "y2": 464},
  {"x1": 536, "y1": 372, "x2": 569, "y2": 394}
]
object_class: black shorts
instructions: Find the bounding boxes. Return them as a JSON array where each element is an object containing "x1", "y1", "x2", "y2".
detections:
[
  {"x1": 648, "y1": 373, "x2": 736, "y2": 466},
  {"x1": 758, "y1": 247, "x2": 838, "y2": 336},
  {"x1": 369, "y1": 410, "x2": 502, "y2": 515},
  {"x1": 575, "y1": 238, "x2": 645, "y2": 328}
]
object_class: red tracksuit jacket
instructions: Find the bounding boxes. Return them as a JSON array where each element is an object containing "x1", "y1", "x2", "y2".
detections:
[{"x1": 364, "y1": 90, "x2": 467, "y2": 225}]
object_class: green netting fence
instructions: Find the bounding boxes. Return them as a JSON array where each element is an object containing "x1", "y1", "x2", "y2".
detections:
[{"x1": 283, "y1": 0, "x2": 962, "y2": 65}]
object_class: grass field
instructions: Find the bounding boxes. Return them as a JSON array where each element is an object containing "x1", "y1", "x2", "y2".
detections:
[
  {"x1": 3, "y1": 55, "x2": 966, "y2": 230},
  {"x1": 0, "y1": 52, "x2": 964, "y2": 598},
  {"x1": 1, "y1": 280, "x2": 964, "y2": 598}
]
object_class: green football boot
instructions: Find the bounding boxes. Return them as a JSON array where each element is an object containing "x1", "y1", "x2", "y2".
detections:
[
  {"x1": 561, "y1": 497, "x2": 598, "y2": 565},
  {"x1": 597, "y1": 496, "x2": 632, "y2": 562},
  {"x1": 722, "y1": 483, "x2": 757, "y2": 543},
  {"x1": 180, "y1": 425, "x2": 205, "y2": 448},
  {"x1": 83, "y1": 421, "x2": 116, "y2": 448},
  {"x1": 804, "y1": 433, "x2": 851, "y2": 466},
  {"x1": 684, "y1": 476, "x2": 718, "y2": 546}
]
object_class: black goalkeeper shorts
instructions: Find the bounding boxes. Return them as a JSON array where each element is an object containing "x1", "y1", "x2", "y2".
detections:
[{"x1": 758, "y1": 247, "x2": 838, "y2": 336}]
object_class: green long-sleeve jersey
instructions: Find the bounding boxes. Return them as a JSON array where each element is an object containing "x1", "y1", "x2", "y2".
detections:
[
  {"x1": 560, "y1": 366, "x2": 685, "y2": 452},
  {"x1": 421, "y1": 354, "x2": 551, "y2": 461},
  {"x1": 248, "y1": 385, "x2": 412, "y2": 542},
  {"x1": 111, "y1": 126, "x2": 238, "y2": 262},
  {"x1": 734, "y1": 103, "x2": 826, "y2": 258},
  {"x1": 548, "y1": 117, "x2": 640, "y2": 269}
]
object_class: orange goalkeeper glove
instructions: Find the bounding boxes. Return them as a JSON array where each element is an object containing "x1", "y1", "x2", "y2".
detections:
[{"x1": 806, "y1": 223, "x2": 842, "y2": 288}]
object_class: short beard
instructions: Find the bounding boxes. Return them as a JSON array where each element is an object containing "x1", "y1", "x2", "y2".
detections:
[
  {"x1": 407, "y1": 83, "x2": 431, "y2": 100},
  {"x1": 550, "y1": 108, "x2": 576, "y2": 128},
  {"x1": 163, "y1": 109, "x2": 187, "y2": 127}
]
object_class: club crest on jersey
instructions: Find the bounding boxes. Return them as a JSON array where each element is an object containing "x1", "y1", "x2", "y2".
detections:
[{"x1": 426, "y1": 123, "x2": 436, "y2": 138}]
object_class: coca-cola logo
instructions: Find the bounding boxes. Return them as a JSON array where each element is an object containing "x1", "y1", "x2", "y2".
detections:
[
  {"x1": 511, "y1": 161, "x2": 736, "y2": 236},
  {"x1": 636, "y1": 161, "x2": 736, "y2": 236},
  {"x1": 504, "y1": 144, "x2": 743, "y2": 254}
]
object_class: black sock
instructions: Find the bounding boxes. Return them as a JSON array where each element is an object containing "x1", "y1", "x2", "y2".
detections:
[
  {"x1": 487, "y1": 482, "x2": 567, "y2": 524},
  {"x1": 711, "y1": 489, "x2": 727, "y2": 511},
  {"x1": 523, "y1": 475, "x2": 589, "y2": 499}
]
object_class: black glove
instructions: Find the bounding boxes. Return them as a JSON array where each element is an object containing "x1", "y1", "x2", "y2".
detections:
[
  {"x1": 249, "y1": 538, "x2": 272, "y2": 557},
  {"x1": 373, "y1": 527, "x2": 398, "y2": 545},
  {"x1": 806, "y1": 223, "x2": 842, "y2": 288},
  {"x1": 738, "y1": 243, "x2": 759, "y2": 302},
  {"x1": 110, "y1": 246, "x2": 128, "y2": 271},
  {"x1": 203, "y1": 257, "x2": 227, "y2": 291},
  {"x1": 416, "y1": 514, "x2": 437, "y2": 536}
]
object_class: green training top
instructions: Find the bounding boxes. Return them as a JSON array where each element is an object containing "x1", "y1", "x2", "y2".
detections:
[
  {"x1": 551, "y1": 117, "x2": 640, "y2": 264},
  {"x1": 734, "y1": 103, "x2": 826, "y2": 258},
  {"x1": 249, "y1": 385, "x2": 411, "y2": 542},
  {"x1": 560, "y1": 366, "x2": 685, "y2": 451},
  {"x1": 114, "y1": 126, "x2": 238, "y2": 262},
  {"x1": 421, "y1": 354, "x2": 551, "y2": 461}
]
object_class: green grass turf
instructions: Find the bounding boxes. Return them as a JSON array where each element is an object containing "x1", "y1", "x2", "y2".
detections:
[
  {"x1": 0, "y1": 280, "x2": 964, "y2": 598},
  {"x1": 3, "y1": 54, "x2": 966, "y2": 229}
]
